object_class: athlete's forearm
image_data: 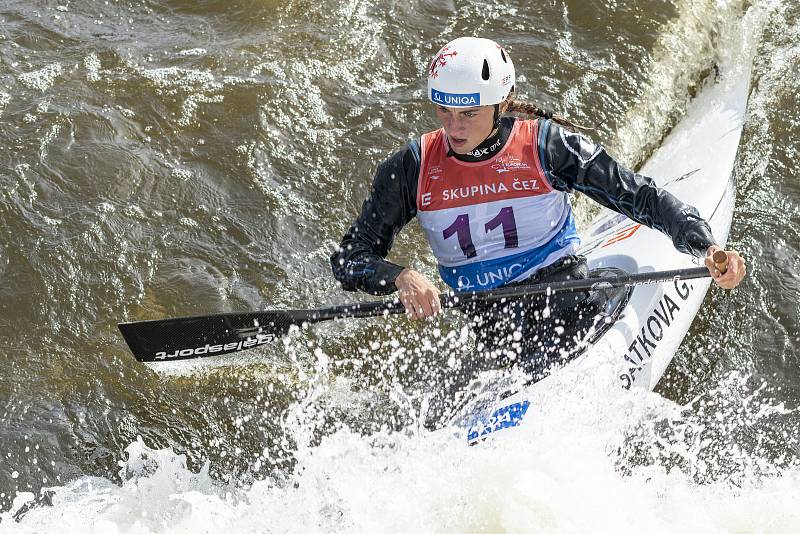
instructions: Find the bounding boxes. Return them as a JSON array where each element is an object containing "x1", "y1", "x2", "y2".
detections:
[
  {"x1": 574, "y1": 150, "x2": 716, "y2": 257},
  {"x1": 543, "y1": 122, "x2": 716, "y2": 257},
  {"x1": 331, "y1": 247, "x2": 407, "y2": 295},
  {"x1": 330, "y1": 145, "x2": 420, "y2": 294}
]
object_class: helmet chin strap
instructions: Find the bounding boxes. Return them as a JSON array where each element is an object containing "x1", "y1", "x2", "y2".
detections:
[
  {"x1": 478, "y1": 103, "x2": 501, "y2": 144},
  {"x1": 487, "y1": 88, "x2": 512, "y2": 136}
]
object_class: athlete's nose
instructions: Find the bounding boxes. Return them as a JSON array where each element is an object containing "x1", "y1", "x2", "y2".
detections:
[{"x1": 449, "y1": 115, "x2": 468, "y2": 136}]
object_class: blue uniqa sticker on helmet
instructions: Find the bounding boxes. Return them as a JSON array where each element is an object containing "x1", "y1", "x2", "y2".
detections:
[{"x1": 431, "y1": 89, "x2": 481, "y2": 107}]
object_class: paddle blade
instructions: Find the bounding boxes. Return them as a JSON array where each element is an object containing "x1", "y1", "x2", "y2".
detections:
[{"x1": 118, "y1": 310, "x2": 307, "y2": 362}]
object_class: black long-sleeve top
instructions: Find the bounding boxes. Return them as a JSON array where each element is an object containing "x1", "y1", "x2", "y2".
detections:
[{"x1": 331, "y1": 117, "x2": 716, "y2": 295}]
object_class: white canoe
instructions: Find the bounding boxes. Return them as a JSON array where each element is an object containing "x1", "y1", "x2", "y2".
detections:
[{"x1": 457, "y1": 66, "x2": 751, "y2": 445}]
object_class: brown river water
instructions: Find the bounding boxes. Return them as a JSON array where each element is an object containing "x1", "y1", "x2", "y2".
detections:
[{"x1": 1, "y1": 0, "x2": 799, "y2": 531}]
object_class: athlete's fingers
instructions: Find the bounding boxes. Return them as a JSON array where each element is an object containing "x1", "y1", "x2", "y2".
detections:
[
  {"x1": 396, "y1": 268, "x2": 442, "y2": 319},
  {"x1": 411, "y1": 302, "x2": 423, "y2": 320},
  {"x1": 412, "y1": 295, "x2": 427, "y2": 320},
  {"x1": 417, "y1": 288, "x2": 440, "y2": 317},
  {"x1": 430, "y1": 291, "x2": 442, "y2": 315},
  {"x1": 395, "y1": 269, "x2": 443, "y2": 319},
  {"x1": 411, "y1": 291, "x2": 427, "y2": 317},
  {"x1": 709, "y1": 250, "x2": 746, "y2": 289},
  {"x1": 399, "y1": 290, "x2": 417, "y2": 318},
  {"x1": 704, "y1": 254, "x2": 721, "y2": 279},
  {"x1": 416, "y1": 298, "x2": 427, "y2": 319}
]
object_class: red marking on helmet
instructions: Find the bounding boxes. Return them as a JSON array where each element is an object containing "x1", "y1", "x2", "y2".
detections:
[{"x1": 429, "y1": 47, "x2": 458, "y2": 79}]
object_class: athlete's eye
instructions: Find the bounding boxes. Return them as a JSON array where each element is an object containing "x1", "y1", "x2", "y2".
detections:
[{"x1": 464, "y1": 112, "x2": 477, "y2": 118}]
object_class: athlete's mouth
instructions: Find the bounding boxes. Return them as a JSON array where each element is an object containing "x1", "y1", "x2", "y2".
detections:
[{"x1": 449, "y1": 136, "x2": 468, "y2": 147}]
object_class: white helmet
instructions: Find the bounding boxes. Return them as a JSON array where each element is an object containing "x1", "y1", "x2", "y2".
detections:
[{"x1": 427, "y1": 37, "x2": 515, "y2": 108}]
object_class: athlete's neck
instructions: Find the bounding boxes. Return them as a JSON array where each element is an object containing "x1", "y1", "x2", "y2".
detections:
[{"x1": 448, "y1": 117, "x2": 514, "y2": 162}]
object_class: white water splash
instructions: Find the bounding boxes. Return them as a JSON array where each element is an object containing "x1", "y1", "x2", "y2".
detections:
[{"x1": 3, "y1": 372, "x2": 798, "y2": 533}]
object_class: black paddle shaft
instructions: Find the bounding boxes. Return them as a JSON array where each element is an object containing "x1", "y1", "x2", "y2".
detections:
[{"x1": 118, "y1": 266, "x2": 711, "y2": 363}]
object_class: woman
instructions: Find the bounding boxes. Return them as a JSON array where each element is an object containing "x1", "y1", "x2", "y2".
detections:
[{"x1": 331, "y1": 37, "x2": 746, "y2": 372}]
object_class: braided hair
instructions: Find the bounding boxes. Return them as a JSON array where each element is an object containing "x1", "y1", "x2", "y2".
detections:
[{"x1": 505, "y1": 97, "x2": 592, "y2": 132}]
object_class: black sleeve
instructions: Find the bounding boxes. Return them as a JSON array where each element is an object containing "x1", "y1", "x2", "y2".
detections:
[
  {"x1": 330, "y1": 143, "x2": 421, "y2": 295},
  {"x1": 541, "y1": 121, "x2": 717, "y2": 258}
]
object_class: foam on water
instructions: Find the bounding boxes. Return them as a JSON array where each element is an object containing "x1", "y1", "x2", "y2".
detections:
[
  {"x1": 17, "y1": 63, "x2": 64, "y2": 92},
  {"x1": 84, "y1": 53, "x2": 102, "y2": 82},
  {"x1": 2, "y1": 370, "x2": 799, "y2": 533},
  {"x1": 176, "y1": 48, "x2": 207, "y2": 58}
]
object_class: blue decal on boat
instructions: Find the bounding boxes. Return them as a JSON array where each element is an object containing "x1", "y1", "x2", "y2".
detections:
[
  {"x1": 431, "y1": 89, "x2": 480, "y2": 107},
  {"x1": 466, "y1": 400, "x2": 530, "y2": 444}
]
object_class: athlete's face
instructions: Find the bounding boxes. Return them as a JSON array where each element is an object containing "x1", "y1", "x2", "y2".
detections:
[{"x1": 435, "y1": 105, "x2": 497, "y2": 155}]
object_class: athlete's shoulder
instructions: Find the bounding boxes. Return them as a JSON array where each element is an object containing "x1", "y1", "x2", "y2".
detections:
[
  {"x1": 379, "y1": 142, "x2": 421, "y2": 175},
  {"x1": 546, "y1": 122, "x2": 602, "y2": 168}
]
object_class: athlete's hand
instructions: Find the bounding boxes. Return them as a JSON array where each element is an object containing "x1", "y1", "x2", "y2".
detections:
[
  {"x1": 705, "y1": 245, "x2": 746, "y2": 290},
  {"x1": 395, "y1": 268, "x2": 442, "y2": 320}
]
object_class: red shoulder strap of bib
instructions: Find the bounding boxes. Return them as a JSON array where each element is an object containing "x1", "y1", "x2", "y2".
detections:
[{"x1": 417, "y1": 128, "x2": 446, "y2": 209}]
